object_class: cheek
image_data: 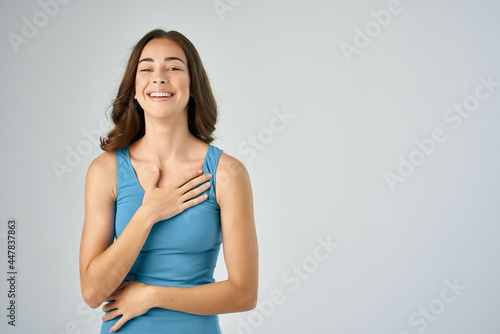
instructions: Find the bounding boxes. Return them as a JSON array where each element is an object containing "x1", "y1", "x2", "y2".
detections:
[
  {"x1": 181, "y1": 75, "x2": 190, "y2": 93},
  {"x1": 134, "y1": 78, "x2": 145, "y2": 98}
]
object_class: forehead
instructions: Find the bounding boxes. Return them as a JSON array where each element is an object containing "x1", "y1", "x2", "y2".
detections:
[{"x1": 139, "y1": 38, "x2": 187, "y2": 63}]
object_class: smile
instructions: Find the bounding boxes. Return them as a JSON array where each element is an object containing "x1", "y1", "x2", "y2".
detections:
[{"x1": 147, "y1": 91, "x2": 175, "y2": 100}]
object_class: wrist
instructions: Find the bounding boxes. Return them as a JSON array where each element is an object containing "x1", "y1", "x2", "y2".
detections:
[
  {"x1": 137, "y1": 205, "x2": 157, "y2": 227},
  {"x1": 145, "y1": 284, "x2": 158, "y2": 309}
]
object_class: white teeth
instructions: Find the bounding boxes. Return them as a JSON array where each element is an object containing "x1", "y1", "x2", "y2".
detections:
[{"x1": 150, "y1": 92, "x2": 172, "y2": 98}]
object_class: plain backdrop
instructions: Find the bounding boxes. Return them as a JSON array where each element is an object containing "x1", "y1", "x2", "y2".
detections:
[{"x1": 1, "y1": 0, "x2": 499, "y2": 333}]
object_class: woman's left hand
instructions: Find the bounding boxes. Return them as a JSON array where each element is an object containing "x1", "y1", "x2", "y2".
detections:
[{"x1": 102, "y1": 280, "x2": 153, "y2": 332}]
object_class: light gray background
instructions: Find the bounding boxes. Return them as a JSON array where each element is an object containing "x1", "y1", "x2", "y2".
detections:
[{"x1": 1, "y1": 0, "x2": 499, "y2": 333}]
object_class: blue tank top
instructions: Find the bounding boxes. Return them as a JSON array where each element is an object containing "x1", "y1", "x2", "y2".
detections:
[{"x1": 100, "y1": 144, "x2": 223, "y2": 334}]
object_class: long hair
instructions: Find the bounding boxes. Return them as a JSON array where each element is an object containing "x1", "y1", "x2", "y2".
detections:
[{"x1": 100, "y1": 29, "x2": 217, "y2": 151}]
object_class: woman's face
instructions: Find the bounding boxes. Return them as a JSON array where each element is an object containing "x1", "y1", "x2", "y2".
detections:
[{"x1": 134, "y1": 38, "x2": 190, "y2": 120}]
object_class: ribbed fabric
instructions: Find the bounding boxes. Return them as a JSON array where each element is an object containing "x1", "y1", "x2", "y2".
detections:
[{"x1": 100, "y1": 145, "x2": 223, "y2": 334}]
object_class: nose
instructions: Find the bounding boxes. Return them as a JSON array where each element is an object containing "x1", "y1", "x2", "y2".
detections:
[
  {"x1": 153, "y1": 76, "x2": 167, "y2": 84},
  {"x1": 153, "y1": 70, "x2": 168, "y2": 84}
]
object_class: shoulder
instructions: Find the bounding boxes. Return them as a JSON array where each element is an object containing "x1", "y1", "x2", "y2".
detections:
[
  {"x1": 86, "y1": 151, "x2": 117, "y2": 199},
  {"x1": 87, "y1": 151, "x2": 117, "y2": 175},
  {"x1": 217, "y1": 153, "x2": 249, "y2": 184},
  {"x1": 215, "y1": 152, "x2": 252, "y2": 206},
  {"x1": 218, "y1": 152, "x2": 246, "y2": 173}
]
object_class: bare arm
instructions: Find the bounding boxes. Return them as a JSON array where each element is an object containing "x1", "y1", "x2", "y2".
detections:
[
  {"x1": 102, "y1": 154, "x2": 258, "y2": 330},
  {"x1": 79, "y1": 152, "x2": 154, "y2": 309},
  {"x1": 79, "y1": 153, "x2": 211, "y2": 309}
]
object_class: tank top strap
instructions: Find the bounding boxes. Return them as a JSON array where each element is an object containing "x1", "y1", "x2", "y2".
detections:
[
  {"x1": 203, "y1": 145, "x2": 224, "y2": 203},
  {"x1": 114, "y1": 146, "x2": 138, "y2": 194}
]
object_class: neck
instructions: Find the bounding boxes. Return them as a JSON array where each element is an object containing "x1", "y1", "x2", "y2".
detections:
[{"x1": 134, "y1": 110, "x2": 197, "y2": 164}]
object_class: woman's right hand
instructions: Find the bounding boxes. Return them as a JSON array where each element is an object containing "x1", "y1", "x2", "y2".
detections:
[{"x1": 141, "y1": 166, "x2": 212, "y2": 224}]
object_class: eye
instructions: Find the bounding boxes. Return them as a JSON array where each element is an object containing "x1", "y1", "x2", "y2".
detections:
[
  {"x1": 167, "y1": 67, "x2": 180, "y2": 71},
  {"x1": 140, "y1": 68, "x2": 152, "y2": 72}
]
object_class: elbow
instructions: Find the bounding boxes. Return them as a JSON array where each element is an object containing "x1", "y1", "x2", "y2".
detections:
[
  {"x1": 229, "y1": 275, "x2": 258, "y2": 312},
  {"x1": 84, "y1": 294, "x2": 104, "y2": 309},
  {"x1": 80, "y1": 271, "x2": 107, "y2": 309},
  {"x1": 238, "y1": 286, "x2": 258, "y2": 312},
  {"x1": 81, "y1": 286, "x2": 104, "y2": 309},
  {"x1": 242, "y1": 296, "x2": 258, "y2": 312}
]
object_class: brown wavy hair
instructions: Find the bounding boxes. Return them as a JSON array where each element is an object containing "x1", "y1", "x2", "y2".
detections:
[{"x1": 100, "y1": 29, "x2": 217, "y2": 151}]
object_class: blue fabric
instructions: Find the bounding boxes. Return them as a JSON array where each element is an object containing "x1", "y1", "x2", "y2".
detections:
[{"x1": 100, "y1": 144, "x2": 223, "y2": 334}]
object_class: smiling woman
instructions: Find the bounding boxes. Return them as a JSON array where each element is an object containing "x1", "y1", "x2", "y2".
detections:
[
  {"x1": 78, "y1": 29, "x2": 258, "y2": 333},
  {"x1": 101, "y1": 30, "x2": 217, "y2": 152}
]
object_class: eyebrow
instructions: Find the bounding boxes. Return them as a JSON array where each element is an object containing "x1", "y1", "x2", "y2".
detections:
[{"x1": 138, "y1": 57, "x2": 185, "y2": 64}]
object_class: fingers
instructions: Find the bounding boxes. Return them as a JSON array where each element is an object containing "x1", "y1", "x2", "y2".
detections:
[
  {"x1": 181, "y1": 179, "x2": 211, "y2": 201},
  {"x1": 110, "y1": 314, "x2": 130, "y2": 332},
  {"x1": 102, "y1": 308, "x2": 120, "y2": 322},
  {"x1": 182, "y1": 193, "x2": 209, "y2": 210},
  {"x1": 102, "y1": 301, "x2": 114, "y2": 312},
  {"x1": 101, "y1": 304, "x2": 129, "y2": 332},
  {"x1": 176, "y1": 169, "x2": 204, "y2": 188},
  {"x1": 181, "y1": 184, "x2": 210, "y2": 210},
  {"x1": 146, "y1": 165, "x2": 160, "y2": 191},
  {"x1": 180, "y1": 173, "x2": 212, "y2": 194}
]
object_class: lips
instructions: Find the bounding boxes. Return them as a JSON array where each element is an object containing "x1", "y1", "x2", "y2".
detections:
[{"x1": 147, "y1": 90, "x2": 175, "y2": 100}]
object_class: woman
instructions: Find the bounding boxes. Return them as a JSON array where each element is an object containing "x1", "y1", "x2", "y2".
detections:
[{"x1": 79, "y1": 29, "x2": 258, "y2": 333}]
